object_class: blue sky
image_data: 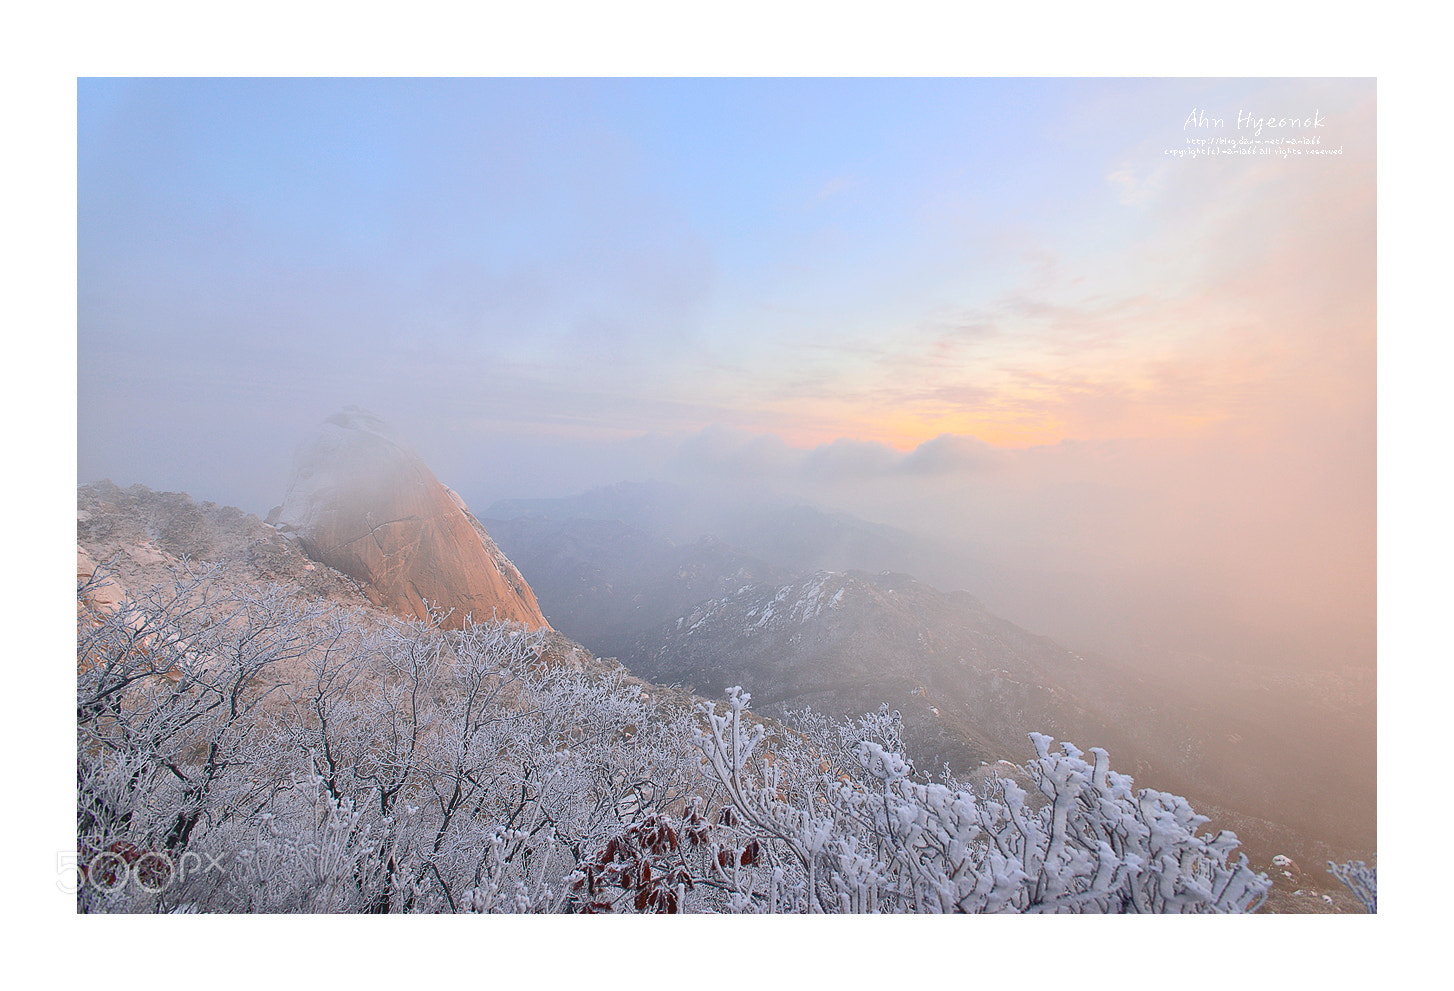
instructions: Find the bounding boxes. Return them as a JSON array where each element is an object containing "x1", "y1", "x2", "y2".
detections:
[{"x1": 79, "y1": 76, "x2": 1371, "y2": 455}]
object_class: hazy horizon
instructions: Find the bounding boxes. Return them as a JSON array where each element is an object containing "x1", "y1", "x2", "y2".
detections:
[{"x1": 78, "y1": 77, "x2": 1376, "y2": 681}]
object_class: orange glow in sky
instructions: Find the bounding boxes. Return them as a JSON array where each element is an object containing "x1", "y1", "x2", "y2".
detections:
[{"x1": 869, "y1": 410, "x2": 1066, "y2": 451}]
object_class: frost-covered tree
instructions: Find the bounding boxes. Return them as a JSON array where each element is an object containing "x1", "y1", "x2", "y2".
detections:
[
  {"x1": 77, "y1": 564, "x2": 706, "y2": 912},
  {"x1": 693, "y1": 688, "x2": 1270, "y2": 913},
  {"x1": 76, "y1": 567, "x2": 1271, "y2": 913},
  {"x1": 77, "y1": 562, "x2": 336, "y2": 910}
]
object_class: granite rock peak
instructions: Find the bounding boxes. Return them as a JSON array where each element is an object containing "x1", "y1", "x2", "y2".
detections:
[{"x1": 273, "y1": 407, "x2": 550, "y2": 630}]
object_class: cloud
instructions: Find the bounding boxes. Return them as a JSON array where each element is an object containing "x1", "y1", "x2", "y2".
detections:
[
  {"x1": 74, "y1": 78, "x2": 1374, "y2": 682},
  {"x1": 668, "y1": 424, "x2": 798, "y2": 480},
  {"x1": 814, "y1": 176, "x2": 857, "y2": 201},
  {"x1": 1105, "y1": 162, "x2": 1168, "y2": 206},
  {"x1": 644, "y1": 426, "x2": 1009, "y2": 491},
  {"x1": 899, "y1": 434, "x2": 1007, "y2": 474},
  {"x1": 799, "y1": 437, "x2": 899, "y2": 480}
]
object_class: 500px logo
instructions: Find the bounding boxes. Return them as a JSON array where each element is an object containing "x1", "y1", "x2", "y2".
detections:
[{"x1": 59, "y1": 842, "x2": 224, "y2": 894}]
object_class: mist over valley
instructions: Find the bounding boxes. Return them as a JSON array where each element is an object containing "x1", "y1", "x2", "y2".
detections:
[{"x1": 484, "y1": 479, "x2": 1375, "y2": 867}]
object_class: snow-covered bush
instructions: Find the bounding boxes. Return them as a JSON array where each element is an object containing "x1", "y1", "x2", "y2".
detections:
[
  {"x1": 77, "y1": 567, "x2": 1270, "y2": 913},
  {"x1": 76, "y1": 562, "x2": 337, "y2": 910},
  {"x1": 76, "y1": 564, "x2": 704, "y2": 913},
  {"x1": 694, "y1": 687, "x2": 1270, "y2": 913},
  {"x1": 1328, "y1": 859, "x2": 1376, "y2": 913}
]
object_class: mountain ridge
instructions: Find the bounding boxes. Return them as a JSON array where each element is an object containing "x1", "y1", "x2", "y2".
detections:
[
  {"x1": 73, "y1": 477, "x2": 1366, "y2": 911},
  {"x1": 483, "y1": 487, "x2": 1376, "y2": 870}
]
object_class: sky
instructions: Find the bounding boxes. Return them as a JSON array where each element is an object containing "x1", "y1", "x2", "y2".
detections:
[
  {"x1": 77, "y1": 76, "x2": 1376, "y2": 673},
  {"x1": 22, "y1": 0, "x2": 1450, "y2": 965}
]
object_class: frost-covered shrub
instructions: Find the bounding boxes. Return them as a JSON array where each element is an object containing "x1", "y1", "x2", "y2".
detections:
[
  {"x1": 1328, "y1": 859, "x2": 1376, "y2": 913},
  {"x1": 694, "y1": 688, "x2": 1270, "y2": 913},
  {"x1": 77, "y1": 563, "x2": 337, "y2": 911},
  {"x1": 77, "y1": 565, "x2": 704, "y2": 913},
  {"x1": 77, "y1": 568, "x2": 1270, "y2": 914}
]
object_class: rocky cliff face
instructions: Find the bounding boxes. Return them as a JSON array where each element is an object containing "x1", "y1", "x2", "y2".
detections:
[{"x1": 271, "y1": 408, "x2": 549, "y2": 631}]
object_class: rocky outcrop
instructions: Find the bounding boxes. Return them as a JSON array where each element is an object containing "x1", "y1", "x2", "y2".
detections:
[
  {"x1": 77, "y1": 544, "x2": 129, "y2": 619},
  {"x1": 75, "y1": 479, "x2": 607, "y2": 678},
  {"x1": 77, "y1": 480, "x2": 369, "y2": 606},
  {"x1": 273, "y1": 408, "x2": 550, "y2": 631}
]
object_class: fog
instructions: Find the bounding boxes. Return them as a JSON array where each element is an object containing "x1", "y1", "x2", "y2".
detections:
[{"x1": 78, "y1": 77, "x2": 1375, "y2": 695}]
